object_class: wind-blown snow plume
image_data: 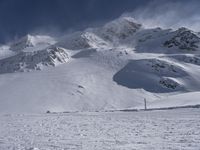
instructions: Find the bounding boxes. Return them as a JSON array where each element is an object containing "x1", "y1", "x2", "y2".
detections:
[{"x1": 122, "y1": 0, "x2": 200, "y2": 31}]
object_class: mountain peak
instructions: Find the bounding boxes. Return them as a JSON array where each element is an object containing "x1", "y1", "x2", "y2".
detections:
[
  {"x1": 9, "y1": 34, "x2": 56, "y2": 52},
  {"x1": 9, "y1": 34, "x2": 34, "y2": 51},
  {"x1": 104, "y1": 16, "x2": 141, "y2": 30},
  {"x1": 95, "y1": 17, "x2": 142, "y2": 42}
]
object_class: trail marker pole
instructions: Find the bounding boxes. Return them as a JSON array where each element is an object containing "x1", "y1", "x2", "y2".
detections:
[{"x1": 144, "y1": 98, "x2": 147, "y2": 110}]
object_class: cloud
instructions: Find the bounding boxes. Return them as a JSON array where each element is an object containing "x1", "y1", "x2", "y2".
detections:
[
  {"x1": 0, "y1": 0, "x2": 199, "y2": 44},
  {"x1": 123, "y1": 0, "x2": 200, "y2": 31}
]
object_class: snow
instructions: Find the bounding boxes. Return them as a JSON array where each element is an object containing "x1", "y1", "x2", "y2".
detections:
[
  {"x1": 0, "y1": 108, "x2": 200, "y2": 150},
  {"x1": 149, "y1": 92, "x2": 200, "y2": 109},
  {"x1": 0, "y1": 15, "x2": 200, "y2": 150},
  {"x1": 0, "y1": 47, "x2": 69, "y2": 73},
  {"x1": 56, "y1": 32, "x2": 111, "y2": 50},
  {"x1": 164, "y1": 28, "x2": 200, "y2": 51},
  {"x1": 97, "y1": 16, "x2": 141, "y2": 43},
  {"x1": 0, "y1": 56, "x2": 154, "y2": 113},
  {"x1": 0, "y1": 45, "x2": 16, "y2": 59},
  {"x1": 0, "y1": 16, "x2": 200, "y2": 113},
  {"x1": 113, "y1": 58, "x2": 189, "y2": 93},
  {"x1": 9, "y1": 34, "x2": 57, "y2": 52}
]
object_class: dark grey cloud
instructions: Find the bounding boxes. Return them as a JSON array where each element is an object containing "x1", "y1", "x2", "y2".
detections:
[
  {"x1": 0, "y1": 0, "x2": 199, "y2": 44},
  {"x1": 125, "y1": 0, "x2": 200, "y2": 31},
  {"x1": 0, "y1": 0, "x2": 153, "y2": 43}
]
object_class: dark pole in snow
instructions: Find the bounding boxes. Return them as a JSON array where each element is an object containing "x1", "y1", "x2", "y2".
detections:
[{"x1": 144, "y1": 98, "x2": 147, "y2": 110}]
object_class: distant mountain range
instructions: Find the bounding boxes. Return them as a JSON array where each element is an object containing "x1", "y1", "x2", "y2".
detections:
[{"x1": 0, "y1": 16, "x2": 200, "y2": 113}]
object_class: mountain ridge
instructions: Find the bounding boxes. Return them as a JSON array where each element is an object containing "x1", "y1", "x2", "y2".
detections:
[{"x1": 0, "y1": 16, "x2": 200, "y2": 113}]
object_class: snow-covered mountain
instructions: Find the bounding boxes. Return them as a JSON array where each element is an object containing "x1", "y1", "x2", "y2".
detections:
[{"x1": 0, "y1": 16, "x2": 200, "y2": 113}]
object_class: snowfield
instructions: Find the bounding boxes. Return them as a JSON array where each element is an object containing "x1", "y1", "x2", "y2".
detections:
[{"x1": 0, "y1": 108, "x2": 200, "y2": 150}]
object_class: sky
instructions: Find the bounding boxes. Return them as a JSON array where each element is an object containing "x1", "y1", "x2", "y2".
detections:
[{"x1": 0, "y1": 0, "x2": 199, "y2": 44}]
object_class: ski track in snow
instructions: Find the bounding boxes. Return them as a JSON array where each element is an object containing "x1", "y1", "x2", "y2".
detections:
[{"x1": 0, "y1": 108, "x2": 200, "y2": 150}]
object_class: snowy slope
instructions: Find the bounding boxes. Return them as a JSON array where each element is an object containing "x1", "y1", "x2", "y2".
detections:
[{"x1": 0, "y1": 16, "x2": 200, "y2": 113}]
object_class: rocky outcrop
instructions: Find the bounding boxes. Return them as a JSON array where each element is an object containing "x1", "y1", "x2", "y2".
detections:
[{"x1": 164, "y1": 27, "x2": 200, "y2": 51}]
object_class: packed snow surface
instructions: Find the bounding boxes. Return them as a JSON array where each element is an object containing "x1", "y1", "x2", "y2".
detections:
[{"x1": 0, "y1": 108, "x2": 200, "y2": 150}]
